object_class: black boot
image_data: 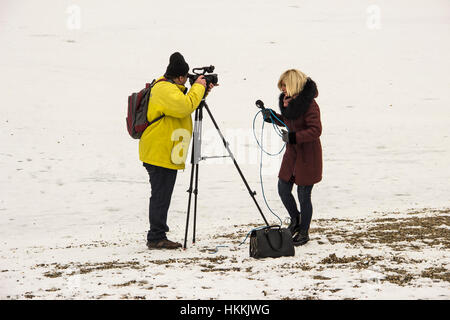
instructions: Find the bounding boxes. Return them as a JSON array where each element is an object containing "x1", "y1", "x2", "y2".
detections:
[
  {"x1": 293, "y1": 229, "x2": 309, "y2": 246},
  {"x1": 288, "y1": 214, "x2": 301, "y2": 235}
]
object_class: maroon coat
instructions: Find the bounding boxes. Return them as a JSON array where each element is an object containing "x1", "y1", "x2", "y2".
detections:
[{"x1": 273, "y1": 78, "x2": 322, "y2": 186}]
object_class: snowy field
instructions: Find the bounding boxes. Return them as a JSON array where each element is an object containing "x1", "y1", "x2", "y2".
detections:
[{"x1": 1, "y1": 0, "x2": 449, "y2": 300}]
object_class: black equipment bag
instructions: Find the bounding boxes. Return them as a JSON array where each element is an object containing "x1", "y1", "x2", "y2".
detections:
[{"x1": 249, "y1": 226, "x2": 295, "y2": 258}]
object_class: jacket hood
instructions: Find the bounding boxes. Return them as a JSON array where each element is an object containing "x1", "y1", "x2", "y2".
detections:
[{"x1": 279, "y1": 78, "x2": 318, "y2": 120}]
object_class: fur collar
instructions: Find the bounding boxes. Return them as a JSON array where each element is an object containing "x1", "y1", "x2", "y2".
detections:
[{"x1": 279, "y1": 78, "x2": 318, "y2": 120}]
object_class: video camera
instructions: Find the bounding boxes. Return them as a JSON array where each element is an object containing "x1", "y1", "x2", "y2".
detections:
[{"x1": 188, "y1": 65, "x2": 218, "y2": 87}]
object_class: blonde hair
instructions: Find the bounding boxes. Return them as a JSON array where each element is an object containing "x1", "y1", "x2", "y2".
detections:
[{"x1": 277, "y1": 69, "x2": 308, "y2": 97}]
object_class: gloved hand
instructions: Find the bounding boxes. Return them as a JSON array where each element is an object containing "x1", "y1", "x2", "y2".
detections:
[
  {"x1": 281, "y1": 129, "x2": 296, "y2": 144},
  {"x1": 262, "y1": 108, "x2": 274, "y2": 123}
]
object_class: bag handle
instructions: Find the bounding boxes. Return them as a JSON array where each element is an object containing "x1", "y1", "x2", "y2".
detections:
[{"x1": 263, "y1": 226, "x2": 284, "y2": 252}]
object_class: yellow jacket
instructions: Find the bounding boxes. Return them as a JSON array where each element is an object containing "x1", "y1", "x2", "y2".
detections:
[{"x1": 139, "y1": 77, "x2": 205, "y2": 170}]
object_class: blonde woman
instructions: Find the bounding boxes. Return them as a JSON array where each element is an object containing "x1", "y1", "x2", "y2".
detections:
[{"x1": 262, "y1": 69, "x2": 322, "y2": 245}]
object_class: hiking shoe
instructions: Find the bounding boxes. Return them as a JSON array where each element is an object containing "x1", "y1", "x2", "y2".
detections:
[
  {"x1": 293, "y1": 230, "x2": 310, "y2": 246},
  {"x1": 288, "y1": 214, "x2": 301, "y2": 235},
  {"x1": 147, "y1": 239, "x2": 182, "y2": 250}
]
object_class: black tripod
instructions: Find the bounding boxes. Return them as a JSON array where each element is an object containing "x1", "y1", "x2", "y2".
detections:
[{"x1": 183, "y1": 99, "x2": 269, "y2": 249}]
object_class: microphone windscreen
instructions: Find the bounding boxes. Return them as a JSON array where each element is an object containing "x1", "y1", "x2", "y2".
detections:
[{"x1": 255, "y1": 100, "x2": 264, "y2": 109}]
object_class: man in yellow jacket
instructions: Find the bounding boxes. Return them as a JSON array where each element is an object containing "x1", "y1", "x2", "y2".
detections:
[{"x1": 140, "y1": 52, "x2": 213, "y2": 249}]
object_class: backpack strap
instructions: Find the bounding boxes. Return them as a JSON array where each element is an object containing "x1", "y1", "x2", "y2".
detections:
[{"x1": 147, "y1": 78, "x2": 175, "y2": 126}]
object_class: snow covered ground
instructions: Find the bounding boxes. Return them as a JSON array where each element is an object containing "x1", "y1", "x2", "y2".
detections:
[{"x1": 1, "y1": 0, "x2": 449, "y2": 300}]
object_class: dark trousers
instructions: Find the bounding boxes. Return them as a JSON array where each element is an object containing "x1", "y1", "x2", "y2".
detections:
[
  {"x1": 144, "y1": 163, "x2": 177, "y2": 242},
  {"x1": 277, "y1": 178, "x2": 314, "y2": 232}
]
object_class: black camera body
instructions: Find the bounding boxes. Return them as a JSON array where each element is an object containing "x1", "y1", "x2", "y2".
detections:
[{"x1": 188, "y1": 65, "x2": 218, "y2": 87}]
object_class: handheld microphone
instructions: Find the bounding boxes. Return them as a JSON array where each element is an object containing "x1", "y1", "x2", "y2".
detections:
[{"x1": 255, "y1": 100, "x2": 265, "y2": 109}]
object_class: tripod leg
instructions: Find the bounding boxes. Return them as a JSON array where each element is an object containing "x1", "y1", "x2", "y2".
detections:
[
  {"x1": 204, "y1": 103, "x2": 270, "y2": 226},
  {"x1": 183, "y1": 161, "x2": 195, "y2": 249},
  {"x1": 191, "y1": 104, "x2": 203, "y2": 245},
  {"x1": 192, "y1": 163, "x2": 199, "y2": 244},
  {"x1": 184, "y1": 107, "x2": 202, "y2": 249}
]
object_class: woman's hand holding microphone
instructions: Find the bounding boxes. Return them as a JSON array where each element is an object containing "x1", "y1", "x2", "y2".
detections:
[
  {"x1": 256, "y1": 100, "x2": 295, "y2": 144},
  {"x1": 262, "y1": 108, "x2": 274, "y2": 122}
]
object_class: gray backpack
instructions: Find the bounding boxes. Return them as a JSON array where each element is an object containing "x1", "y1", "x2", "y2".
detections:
[{"x1": 126, "y1": 78, "x2": 172, "y2": 139}]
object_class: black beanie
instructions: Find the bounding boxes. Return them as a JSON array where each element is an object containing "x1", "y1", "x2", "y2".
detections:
[{"x1": 165, "y1": 52, "x2": 189, "y2": 78}]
